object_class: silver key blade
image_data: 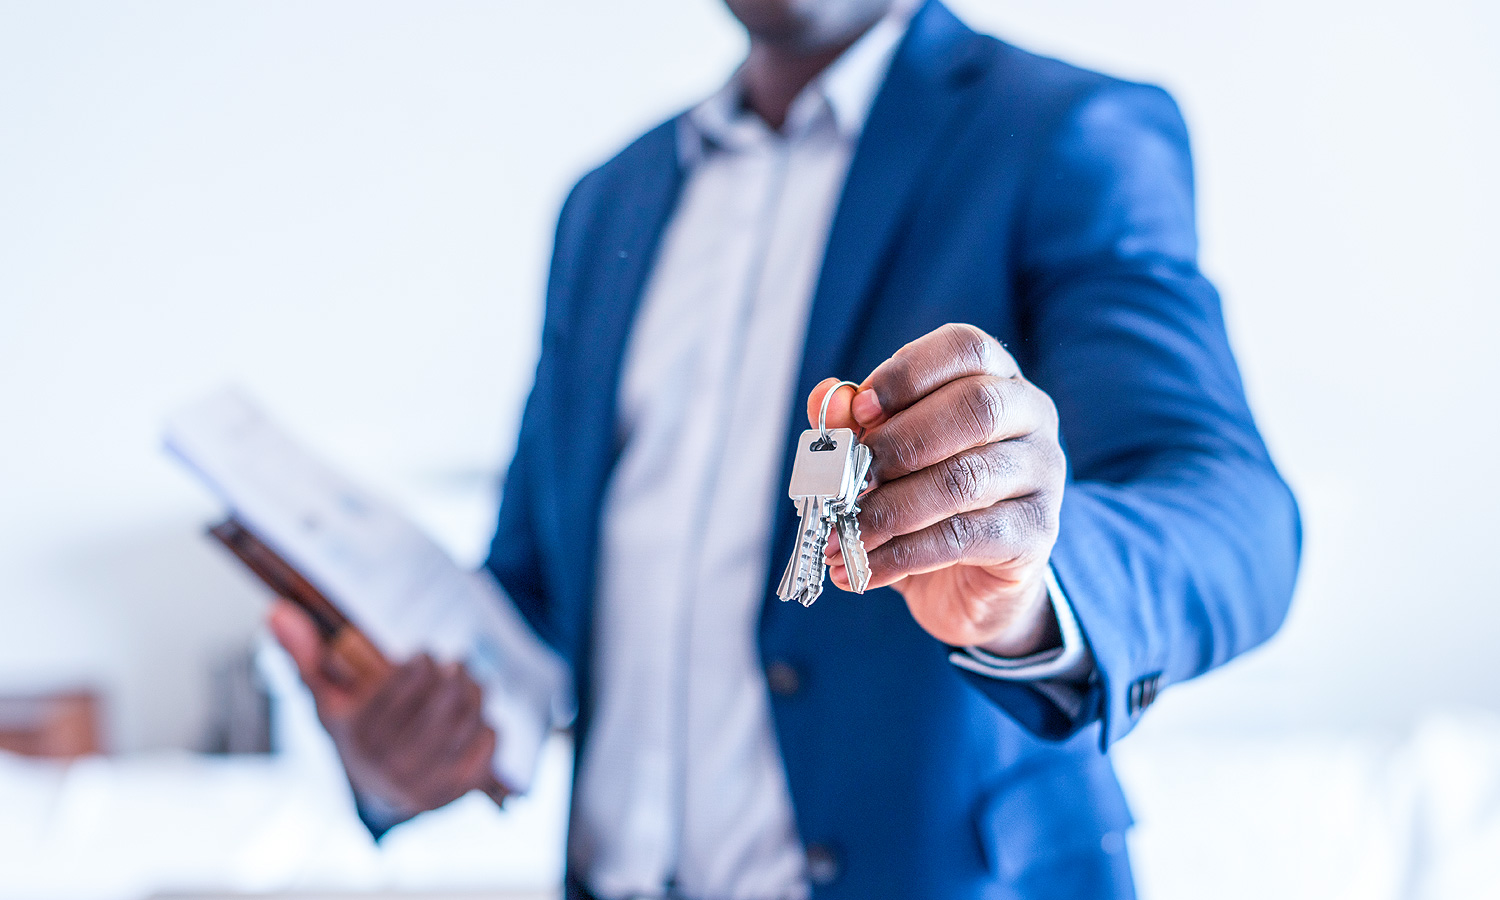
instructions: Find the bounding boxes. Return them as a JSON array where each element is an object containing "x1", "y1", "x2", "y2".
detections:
[
  {"x1": 797, "y1": 554, "x2": 827, "y2": 607},
  {"x1": 779, "y1": 496, "x2": 831, "y2": 605},
  {"x1": 778, "y1": 496, "x2": 812, "y2": 601},
  {"x1": 795, "y1": 500, "x2": 832, "y2": 606},
  {"x1": 835, "y1": 511, "x2": 872, "y2": 594},
  {"x1": 777, "y1": 537, "x2": 802, "y2": 602}
]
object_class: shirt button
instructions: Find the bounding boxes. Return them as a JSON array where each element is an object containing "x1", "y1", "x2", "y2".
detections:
[
  {"x1": 766, "y1": 661, "x2": 801, "y2": 697},
  {"x1": 806, "y1": 843, "x2": 841, "y2": 885}
]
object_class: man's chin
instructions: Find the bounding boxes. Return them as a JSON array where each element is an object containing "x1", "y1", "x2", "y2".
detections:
[{"x1": 723, "y1": 0, "x2": 895, "y2": 52}]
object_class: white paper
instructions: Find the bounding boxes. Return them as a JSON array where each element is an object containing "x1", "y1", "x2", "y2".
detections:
[{"x1": 164, "y1": 387, "x2": 571, "y2": 793}]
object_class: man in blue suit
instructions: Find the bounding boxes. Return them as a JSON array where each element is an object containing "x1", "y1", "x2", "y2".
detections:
[{"x1": 271, "y1": 0, "x2": 1300, "y2": 897}]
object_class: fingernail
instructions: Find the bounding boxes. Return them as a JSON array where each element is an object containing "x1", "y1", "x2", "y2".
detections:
[{"x1": 852, "y1": 389, "x2": 882, "y2": 424}]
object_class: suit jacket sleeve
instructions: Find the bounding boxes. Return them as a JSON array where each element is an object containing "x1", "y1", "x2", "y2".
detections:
[
  {"x1": 961, "y1": 81, "x2": 1302, "y2": 748},
  {"x1": 482, "y1": 173, "x2": 596, "y2": 663}
]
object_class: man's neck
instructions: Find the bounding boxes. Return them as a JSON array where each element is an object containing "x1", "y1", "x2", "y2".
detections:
[{"x1": 740, "y1": 28, "x2": 874, "y2": 131}]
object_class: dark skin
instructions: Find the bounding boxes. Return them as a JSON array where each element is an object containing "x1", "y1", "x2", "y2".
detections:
[
  {"x1": 269, "y1": 602, "x2": 500, "y2": 820},
  {"x1": 272, "y1": 0, "x2": 1062, "y2": 823},
  {"x1": 809, "y1": 325, "x2": 1064, "y2": 657},
  {"x1": 726, "y1": 0, "x2": 896, "y2": 129}
]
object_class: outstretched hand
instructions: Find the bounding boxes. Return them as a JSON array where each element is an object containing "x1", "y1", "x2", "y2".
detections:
[{"x1": 808, "y1": 323, "x2": 1065, "y2": 657}]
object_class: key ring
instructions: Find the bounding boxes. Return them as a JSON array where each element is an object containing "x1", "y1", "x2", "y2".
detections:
[{"x1": 817, "y1": 380, "x2": 861, "y2": 443}]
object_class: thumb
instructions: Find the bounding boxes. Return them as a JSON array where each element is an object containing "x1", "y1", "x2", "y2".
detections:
[
  {"x1": 806, "y1": 378, "x2": 861, "y2": 432},
  {"x1": 267, "y1": 600, "x2": 330, "y2": 691}
]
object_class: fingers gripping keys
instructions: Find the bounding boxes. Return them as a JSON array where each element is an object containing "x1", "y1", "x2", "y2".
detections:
[{"x1": 777, "y1": 422, "x2": 874, "y2": 606}]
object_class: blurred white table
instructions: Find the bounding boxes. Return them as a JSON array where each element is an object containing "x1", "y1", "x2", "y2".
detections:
[
  {"x1": 0, "y1": 736, "x2": 573, "y2": 900},
  {"x1": 5, "y1": 713, "x2": 1500, "y2": 900}
]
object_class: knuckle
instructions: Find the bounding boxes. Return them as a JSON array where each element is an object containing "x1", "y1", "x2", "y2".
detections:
[
  {"x1": 1013, "y1": 433, "x2": 1064, "y2": 490},
  {"x1": 941, "y1": 323, "x2": 997, "y2": 372},
  {"x1": 972, "y1": 507, "x2": 1018, "y2": 555},
  {"x1": 1035, "y1": 427, "x2": 1064, "y2": 467},
  {"x1": 938, "y1": 453, "x2": 988, "y2": 508},
  {"x1": 1008, "y1": 496, "x2": 1049, "y2": 549},
  {"x1": 882, "y1": 347, "x2": 920, "y2": 400},
  {"x1": 1037, "y1": 387, "x2": 1060, "y2": 430},
  {"x1": 1050, "y1": 442, "x2": 1068, "y2": 481},
  {"x1": 1030, "y1": 492, "x2": 1060, "y2": 538},
  {"x1": 941, "y1": 515, "x2": 977, "y2": 556},
  {"x1": 990, "y1": 444, "x2": 1024, "y2": 484},
  {"x1": 958, "y1": 378, "x2": 1007, "y2": 439}
]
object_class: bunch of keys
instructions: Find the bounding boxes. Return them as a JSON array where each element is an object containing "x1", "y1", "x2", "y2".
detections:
[{"x1": 776, "y1": 381, "x2": 874, "y2": 607}]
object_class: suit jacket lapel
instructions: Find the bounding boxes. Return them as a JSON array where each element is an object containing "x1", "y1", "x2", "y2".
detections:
[
  {"x1": 561, "y1": 122, "x2": 684, "y2": 652},
  {"x1": 792, "y1": 1, "x2": 990, "y2": 398},
  {"x1": 569, "y1": 127, "x2": 685, "y2": 463},
  {"x1": 766, "y1": 2, "x2": 993, "y2": 604}
]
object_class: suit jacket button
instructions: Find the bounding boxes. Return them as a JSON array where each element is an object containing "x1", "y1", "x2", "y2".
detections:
[
  {"x1": 766, "y1": 661, "x2": 801, "y2": 697},
  {"x1": 806, "y1": 843, "x2": 840, "y2": 885}
]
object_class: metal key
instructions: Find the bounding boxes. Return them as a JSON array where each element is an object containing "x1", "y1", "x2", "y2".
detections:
[
  {"x1": 777, "y1": 427, "x2": 851, "y2": 605},
  {"x1": 778, "y1": 494, "x2": 832, "y2": 607},
  {"x1": 832, "y1": 442, "x2": 873, "y2": 594},
  {"x1": 777, "y1": 383, "x2": 876, "y2": 606}
]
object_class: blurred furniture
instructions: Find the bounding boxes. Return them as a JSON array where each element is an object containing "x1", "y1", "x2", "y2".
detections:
[
  {"x1": 0, "y1": 689, "x2": 101, "y2": 758},
  {"x1": 202, "y1": 645, "x2": 272, "y2": 754}
]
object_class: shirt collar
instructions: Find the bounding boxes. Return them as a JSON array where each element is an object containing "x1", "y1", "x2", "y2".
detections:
[{"x1": 679, "y1": 0, "x2": 919, "y2": 163}]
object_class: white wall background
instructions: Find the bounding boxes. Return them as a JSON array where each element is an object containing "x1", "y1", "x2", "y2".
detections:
[{"x1": 0, "y1": 0, "x2": 1496, "y2": 755}]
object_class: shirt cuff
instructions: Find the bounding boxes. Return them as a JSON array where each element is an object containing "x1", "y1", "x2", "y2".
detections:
[
  {"x1": 948, "y1": 566, "x2": 1092, "y2": 683},
  {"x1": 464, "y1": 568, "x2": 574, "y2": 794},
  {"x1": 354, "y1": 791, "x2": 412, "y2": 841}
]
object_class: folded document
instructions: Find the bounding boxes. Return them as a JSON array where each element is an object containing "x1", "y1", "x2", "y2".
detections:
[{"x1": 164, "y1": 387, "x2": 571, "y2": 793}]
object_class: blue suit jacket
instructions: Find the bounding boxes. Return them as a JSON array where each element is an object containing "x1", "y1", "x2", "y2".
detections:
[{"x1": 484, "y1": 3, "x2": 1301, "y2": 897}]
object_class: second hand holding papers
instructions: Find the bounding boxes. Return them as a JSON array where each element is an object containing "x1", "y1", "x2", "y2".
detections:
[{"x1": 164, "y1": 388, "x2": 572, "y2": 795}]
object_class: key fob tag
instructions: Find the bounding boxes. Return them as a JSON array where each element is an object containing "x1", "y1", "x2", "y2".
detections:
[{"x1": 788, "y1": 428, "x2": 857, "y2": 499}]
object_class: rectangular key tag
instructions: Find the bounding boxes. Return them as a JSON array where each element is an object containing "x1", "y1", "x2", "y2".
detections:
[{"x1": 788, "y1": 428, "x2": 857, "y2": 499}]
